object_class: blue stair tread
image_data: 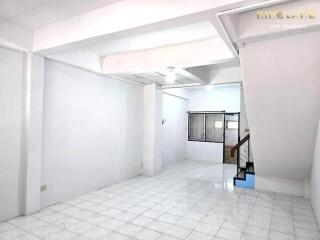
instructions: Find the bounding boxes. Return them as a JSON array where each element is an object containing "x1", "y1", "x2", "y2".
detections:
[{"x1": 235, "y1": 174, "x2": 255, "y2": 188}]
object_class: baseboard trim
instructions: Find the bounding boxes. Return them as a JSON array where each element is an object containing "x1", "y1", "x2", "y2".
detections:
[{"x1": 256, "y1": 176, "x2": 304, "y2": 197}]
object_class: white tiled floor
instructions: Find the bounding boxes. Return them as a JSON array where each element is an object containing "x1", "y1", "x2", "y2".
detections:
[{"x1": 1, "y1": 161, "x2": 319, "y2": 240}]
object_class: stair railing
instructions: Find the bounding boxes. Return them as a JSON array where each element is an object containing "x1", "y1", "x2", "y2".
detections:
[{"x1": 231, "y1": 134, "x2": 250, "y2": 178}]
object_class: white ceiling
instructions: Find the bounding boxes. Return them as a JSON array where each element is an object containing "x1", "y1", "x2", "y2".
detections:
[
  {"x1": 85, "y1": 21, "x2": 219, "y2": 56},
  {"x1": 113, "y1": 70, "x2": 242, "y2": 88},
  {"x1": 0, "y1": 0, "x2": 238, "y2": 88},
  {"x1": 0, "y1": 0, "x2": 121, "y2": 29}
]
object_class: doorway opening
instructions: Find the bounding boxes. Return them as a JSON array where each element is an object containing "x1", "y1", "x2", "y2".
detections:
[{"x1": 223, "y1": 113, "x2": 240, "y2": 164}]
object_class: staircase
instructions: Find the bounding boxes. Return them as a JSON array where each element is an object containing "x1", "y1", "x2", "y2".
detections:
[{"x1": 231, "y1": 134, "x2": 255, "y2": 189}]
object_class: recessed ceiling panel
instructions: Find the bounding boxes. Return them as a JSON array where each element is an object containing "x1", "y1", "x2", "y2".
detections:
[
  {"x1": 111, "y1": 70, "x2": 203, "y2": 86},
  {"x1": 115, "y1": 74, "x2": 153, "y2": 85},
  {"x1": 136, "y1": 72, "x2": 165, "y2": 82}
]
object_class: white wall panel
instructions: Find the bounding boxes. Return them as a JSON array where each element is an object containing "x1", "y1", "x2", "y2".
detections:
[
  {"x1": 311, "y1": 118, "x2": 320, "y2": 223},
  {"x1": 162, "y1": 93, "x2": 187, "y2": 166},
  {"x1": 0, "y1": 47, "x2": 24, "y2": 221},
  {"x1": 41, "y1": 60, "x2": 143, "y2": 207}
]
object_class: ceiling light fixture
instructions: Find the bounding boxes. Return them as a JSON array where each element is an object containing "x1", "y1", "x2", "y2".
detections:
[
  {"x1": 165, "y1": 66, "x2": 176, "y2": 83},
  {"x1": 206, "y1": 85, "x2": 214, "y2": 92}
]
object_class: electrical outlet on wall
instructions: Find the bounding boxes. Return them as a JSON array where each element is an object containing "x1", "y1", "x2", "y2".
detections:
[{"x1": 41, "y1": 185, "x2": 47, "y2": 192}]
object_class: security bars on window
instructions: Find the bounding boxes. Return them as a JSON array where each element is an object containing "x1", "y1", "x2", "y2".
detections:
[{"x1": 188, "y1": 113, "x2": 225, "y2": 143}]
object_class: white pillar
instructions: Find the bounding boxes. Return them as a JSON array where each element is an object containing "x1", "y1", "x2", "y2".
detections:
[
  {"x1": 23, "y1": 53, "x2": 45, "y2": 215},
  {"x1": 143, "y1": 83, "x2": 162, "y2": 176}
]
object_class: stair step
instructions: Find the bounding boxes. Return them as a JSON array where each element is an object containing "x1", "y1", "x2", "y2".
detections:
[
  {"x1": 233, "y1": 162, "x2": 255, "y2": 189},
  {"x1": 238, "y1": 170, "x2": 245, "y2": 179},
  {"x1": 234, "y1": 173, "x2": 255, "y2": 189},
  {"x1": 246, "y1": 165, "x2": 254, "y2": 173}
]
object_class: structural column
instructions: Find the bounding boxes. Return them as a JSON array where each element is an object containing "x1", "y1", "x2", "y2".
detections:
[
  {"x1": 143, "y1": 83, "x2": 162, "y2": 176},
  {"x1": 23, "y1": 53, "x2": 45, "y2": 215}
]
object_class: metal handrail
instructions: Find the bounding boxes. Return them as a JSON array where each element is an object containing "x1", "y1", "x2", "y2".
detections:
[
  {"x1": 231, "y1": 134, "x2": 250, "y2": 178},
  {"x1": 231, "y1": 134, "x2": 250, "y2": 157}
]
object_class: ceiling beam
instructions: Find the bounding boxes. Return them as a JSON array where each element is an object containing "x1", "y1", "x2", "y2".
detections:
[
  {"x1": 33, "y1": 0, "x2": 244, "y2": 54},
  {"x1": 102, "y1": 38, "x2": 234, "y2": 74},
  {"x1": 161, "y1": 83, "x2": 201, "y2": 89},
  {"x1": 46, "y1": 49, "x2": 102, "y2": 73}
]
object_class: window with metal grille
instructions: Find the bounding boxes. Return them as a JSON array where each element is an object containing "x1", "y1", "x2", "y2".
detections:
[
  {"x1": 205, "y1": 113, "x2": 224, "y2": 142},
  {"x1": 188, "y1": 113, "x2": 225, "y2": 143},
  {"x1": 188, "y1": 113, "x2": 205, "y2": 141}
]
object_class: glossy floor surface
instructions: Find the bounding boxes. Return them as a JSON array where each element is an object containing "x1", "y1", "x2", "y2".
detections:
[{"x1": 0, "y1": 161, "x2": 319, "y2": 240}]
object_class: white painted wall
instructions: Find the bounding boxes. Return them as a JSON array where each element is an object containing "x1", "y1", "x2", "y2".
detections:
[
  {"x1": 0, "y1": 47, "x2": 24, "y2": 221},
  {"x1": 187, "y1": 85, "x2": 240, "y2": 163},
  {"x1": 187, "y1": 142, "x2": 223, "y2": 163},
  {"x1": 41, "y1": 60, "x2": 143, "y2": 207},
  {"x1": 188, "y1": 85, "x2": 240, "y2": 112},
  {"x1": 255, "y1": 176, "x2": 305, "y2": 197},
  {"x1": 240, "y1": 31, "x2": 320, "y2": 196},
  {"x1": 162, "y1": 93, "x2": 188, "y2": 167},
  {"x1": 311, "y1": 117, "x2": 320, "y2": 224}
]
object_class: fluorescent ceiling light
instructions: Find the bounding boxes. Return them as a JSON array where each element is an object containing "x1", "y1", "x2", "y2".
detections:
[{"x1": 165, "y1": 67, "x2": 176, "y2": 83}]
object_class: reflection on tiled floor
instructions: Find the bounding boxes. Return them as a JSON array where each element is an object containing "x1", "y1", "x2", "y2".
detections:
[{"x1": 1, "y1": 161, "x2": 319, "y2": 240}]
